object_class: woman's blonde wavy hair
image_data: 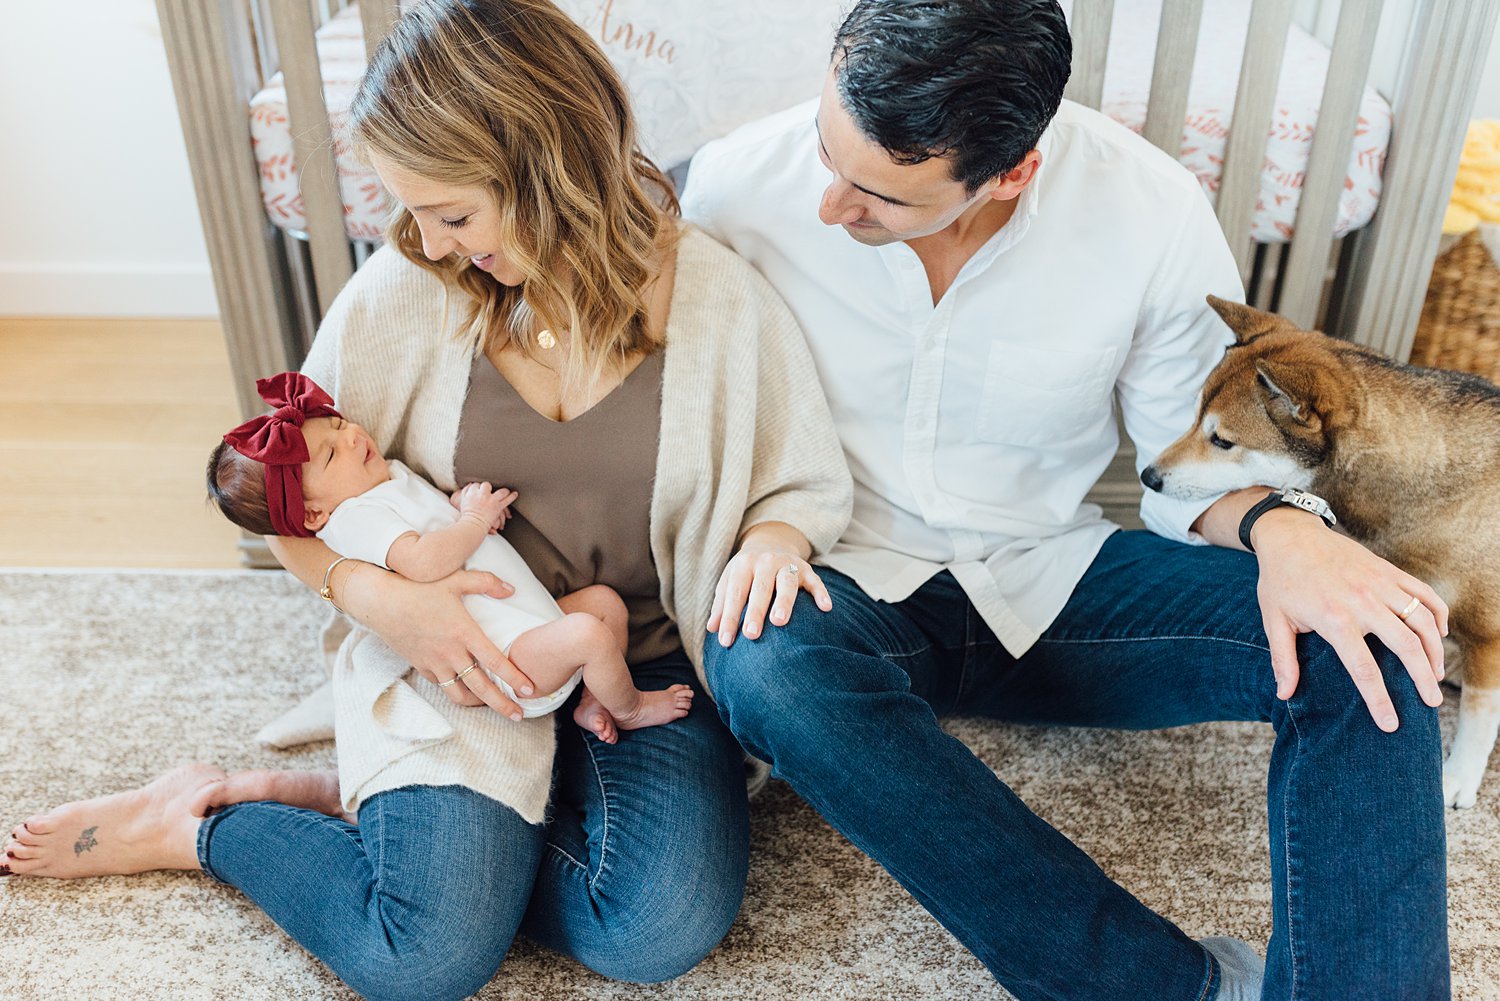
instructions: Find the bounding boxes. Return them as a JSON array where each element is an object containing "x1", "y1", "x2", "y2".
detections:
[{"x1": 348, "y1": 0, "x2": 679, "y2": 385}]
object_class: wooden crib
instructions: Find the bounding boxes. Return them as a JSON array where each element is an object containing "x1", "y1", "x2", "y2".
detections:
[{"x1": 155, "y1": 0, "x2": 1499, "y2": 565}]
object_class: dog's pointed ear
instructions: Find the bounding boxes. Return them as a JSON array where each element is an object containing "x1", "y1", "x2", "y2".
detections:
[
  {"x1": 1254, "y1": 361, "x2": 1319, "y2": 428},
  {"x1": 1207, "y1": 295, "x2": 1281, "y2": 344}
]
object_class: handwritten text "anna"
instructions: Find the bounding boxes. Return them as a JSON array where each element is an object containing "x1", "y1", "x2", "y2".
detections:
[{"x1": 594, "y1": 0, "x2": 677, "y2": 64}]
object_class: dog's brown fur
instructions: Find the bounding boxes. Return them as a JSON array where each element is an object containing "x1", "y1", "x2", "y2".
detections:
[{"x1": 1143, "y1": 296, "x2": 1500, "y2": 807}]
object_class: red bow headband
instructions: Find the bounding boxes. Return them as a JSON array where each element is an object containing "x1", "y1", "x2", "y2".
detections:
[{"x1": 222, "y1": 373, "x2": 342, "y2": 538}]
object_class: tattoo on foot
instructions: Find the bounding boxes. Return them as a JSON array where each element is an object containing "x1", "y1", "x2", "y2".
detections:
[{"x1": 74, "y1": 826, "x2": 99, "y2": 856}]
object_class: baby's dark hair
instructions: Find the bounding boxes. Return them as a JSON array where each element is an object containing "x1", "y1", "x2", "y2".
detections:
[{"x1": 206, "y1": 440, "x2": 278, "y2": 536}]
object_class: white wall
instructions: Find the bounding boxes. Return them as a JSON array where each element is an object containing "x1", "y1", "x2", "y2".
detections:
[{"x1": 0, "y1": 0, "x2": 217, "y2": 317}]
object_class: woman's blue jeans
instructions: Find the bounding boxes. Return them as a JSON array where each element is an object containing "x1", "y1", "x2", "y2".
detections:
[
  {"x1": 704, "y1": 530, "x2": 1449, "y2": 1001},
  {"x1": 196, "y1": 651, "x2": 748, "y2": 1001}
]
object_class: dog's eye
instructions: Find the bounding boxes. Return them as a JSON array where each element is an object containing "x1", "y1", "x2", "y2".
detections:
[{"x1": 1208, "y1": 432, "x2": 1235, "y2": 450}]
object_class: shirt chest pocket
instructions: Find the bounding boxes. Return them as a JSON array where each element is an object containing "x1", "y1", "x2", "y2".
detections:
[{"x1": 973, "y1": 342, "x2": 1120, "y2": 448}]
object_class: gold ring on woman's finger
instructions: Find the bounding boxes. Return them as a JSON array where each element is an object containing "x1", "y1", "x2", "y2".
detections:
[
  {"x1": 437, "y1": 658, "x2": 480, "y2": 688},
  {"x1": 1396, "y1": 596, "x2": 1422, "y2": 622}
]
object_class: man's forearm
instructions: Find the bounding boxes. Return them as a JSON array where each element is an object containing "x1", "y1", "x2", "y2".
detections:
[{"x1": 1191, "y1": 486, "x2": 1327, "y2": 552}]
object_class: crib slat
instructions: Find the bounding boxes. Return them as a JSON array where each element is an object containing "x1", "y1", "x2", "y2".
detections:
[
  {"x1": 1331, "y1": 0, "x2": 1500, "y2": 357},
  {"x1": 268, "y1": 0, "x2": 354, "y2": 315},
  {"x1": 1141, "y1": 0, "x2": 1205, "y2": 155},
  {"x1": 1063, "y1": 0, "x2": 1115, "y2": 110},
  {"x1": 359, "y1": 0, "x2": 399, "y2": 60},
  {"x1": 1277, "y1": 0, "x2": 1384, "y2": 328},
  {"x1": 1214, "y1": 0, "x2": 1295, "y2": 277}
]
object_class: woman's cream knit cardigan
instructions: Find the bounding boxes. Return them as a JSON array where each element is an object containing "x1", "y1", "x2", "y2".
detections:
[{"x1": 282, "y1": 225, "x2": 852, "y2": 823}]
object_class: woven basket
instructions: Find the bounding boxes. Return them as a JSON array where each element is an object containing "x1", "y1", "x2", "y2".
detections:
[{"x1": 1408, "y1": 230, "x2": 1500, "y2": 380}]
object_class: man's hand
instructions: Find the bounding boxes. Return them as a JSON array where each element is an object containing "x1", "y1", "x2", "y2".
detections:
[{"x1": 1251, "y1": 508, "x2": 1448, "y2": 731}]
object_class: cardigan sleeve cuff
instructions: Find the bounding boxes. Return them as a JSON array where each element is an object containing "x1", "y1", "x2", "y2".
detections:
[{"x1": 740, "y1": 493, "x2": 848, "y2": 558}]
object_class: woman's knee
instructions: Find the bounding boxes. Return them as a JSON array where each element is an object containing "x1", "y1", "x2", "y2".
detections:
[
  {"x1": 576, "y1": 872, "x2": 745, "y2": 983},
  {"x1": 341, "y1": 788, "x2": 538, "y2": 1001},
  {"x1": 342, "y1": 930, "x2": 511, "y2": 1001}
]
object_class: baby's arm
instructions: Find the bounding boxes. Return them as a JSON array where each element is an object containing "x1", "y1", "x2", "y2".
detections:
[{"x1": 386, "y1": 483, "x2": 516, "y2": 583}]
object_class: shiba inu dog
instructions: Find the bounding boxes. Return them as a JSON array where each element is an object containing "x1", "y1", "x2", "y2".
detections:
[{"x1": 1141, "y1": 295, "x2": 1500, "y2": 808}]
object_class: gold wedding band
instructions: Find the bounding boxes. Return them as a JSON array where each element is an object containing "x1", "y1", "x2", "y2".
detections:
[
  {"x1": 1397, "y1": 596, "x2": 1422, "y2": 621},
  {"x1": 437, "y1": 659, "x2": 480, "y2": 688}
]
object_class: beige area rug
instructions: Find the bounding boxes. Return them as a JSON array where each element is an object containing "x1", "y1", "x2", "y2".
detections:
[{"x1": 2, "y1": 569, "x2": 1497, "y2": 1001}]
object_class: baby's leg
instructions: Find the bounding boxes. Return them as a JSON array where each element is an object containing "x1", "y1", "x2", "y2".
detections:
[
  {"x1": 554, "y1": 587, "x2": 629, "y2": 741},
  {"x1": 556, "y1": 584, "x2": 628, "y2": 653},
  {"x1": 508, "y1": 615, "x2": 692, "y2": 744}
]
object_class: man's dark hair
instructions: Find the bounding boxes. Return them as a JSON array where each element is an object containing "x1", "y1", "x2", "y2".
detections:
[{"x1": 831, "y1": 0, "x2": 1072, "y2": 191}]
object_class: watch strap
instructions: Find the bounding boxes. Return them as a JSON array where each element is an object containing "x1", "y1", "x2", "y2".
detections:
[{"x1": 1238, "y1": 491, "x2": 1287, "y2": 554}]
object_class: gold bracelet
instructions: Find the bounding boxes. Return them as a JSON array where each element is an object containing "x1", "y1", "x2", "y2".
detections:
[{"x1": 319, "y1": 556, "x2": 354, "y2": 614}]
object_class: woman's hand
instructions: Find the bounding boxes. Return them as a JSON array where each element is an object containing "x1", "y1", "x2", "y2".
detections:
[
  {"x1": 708, "y1": 521, "x2": 832, "y2": 648},
  {"x1": 343, "y1": 562, "x2": 538, "y2": 720}
]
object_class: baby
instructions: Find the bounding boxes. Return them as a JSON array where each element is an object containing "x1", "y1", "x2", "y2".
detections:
[{"x1": 205, "y1": 372, "x2": 692, "y2": 742}]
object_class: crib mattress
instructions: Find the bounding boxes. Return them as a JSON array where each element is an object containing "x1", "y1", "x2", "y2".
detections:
[{"x1": 249, "y1": 0, "x2": 1390, "y2": 245}]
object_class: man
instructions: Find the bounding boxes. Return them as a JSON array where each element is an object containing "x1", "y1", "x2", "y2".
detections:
[{"x1": 681, "y1": 1, "x2": 1450, "y2": 998}]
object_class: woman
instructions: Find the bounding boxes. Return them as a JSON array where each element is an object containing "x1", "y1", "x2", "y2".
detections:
[{"x1": 1, "y1": 2, "x2": 851, "y2": 998}]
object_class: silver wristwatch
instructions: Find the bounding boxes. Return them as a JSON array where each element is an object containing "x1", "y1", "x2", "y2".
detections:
[
  {"x1": 1239, "y1": 487, "x2": 1338, "y2": 553},
  {"x1": 1275, "y1": 488, "x2": 1338, "y2": 528}
]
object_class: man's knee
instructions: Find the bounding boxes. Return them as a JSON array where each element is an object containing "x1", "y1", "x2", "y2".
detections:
[
  {"x1": 1295, "y1": 634, "x2": 1441, "y2": 741},
  {"x1": 703, "y1": 618, "x2": 819, "y2": 757}
]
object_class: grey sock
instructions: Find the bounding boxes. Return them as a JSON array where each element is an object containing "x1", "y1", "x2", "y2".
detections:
[{"x1": 1200, "y1": 936, "x2": 1265, "y2": 1001}]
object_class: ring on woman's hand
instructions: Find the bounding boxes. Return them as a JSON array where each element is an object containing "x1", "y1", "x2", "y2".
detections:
[
  {"x1": 1396, "y1": 595, "x2": 1422, "y2": 621},
  {"x1": 779, "y1": 563, "x2": 800, "y2": 578},
  {"x1": 437, "y1": 659, "x2": 480, "y2": 688}
]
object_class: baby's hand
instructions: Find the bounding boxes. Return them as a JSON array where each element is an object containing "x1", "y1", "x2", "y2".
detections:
[{"x1": 457, "y1": 482, "x2": 518, "y2": 533}]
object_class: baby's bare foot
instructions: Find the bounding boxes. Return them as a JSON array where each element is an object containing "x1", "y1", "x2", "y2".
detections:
[
  {"x1": 4, "y1": 763, "x2": 226, "y2": 879},
  {"x1": 192, "y1": 769, "x2": 348, "y2": 822},
  {"x1": 613, "y1": 684, "x2": 694, "y2": 731},
  {"x1": 573, "y1": 689, "x2": 619, "y2": 744}
]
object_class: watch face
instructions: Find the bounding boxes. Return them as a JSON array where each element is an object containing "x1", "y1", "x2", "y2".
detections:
[{"x1": 1280, "y1": 489, "x2": 1336, "y2": 526}]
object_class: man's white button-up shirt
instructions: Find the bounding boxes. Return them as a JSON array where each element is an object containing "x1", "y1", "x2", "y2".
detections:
[{"x1": 682, "y1": 98, "x2": 1245, "y2": 656}]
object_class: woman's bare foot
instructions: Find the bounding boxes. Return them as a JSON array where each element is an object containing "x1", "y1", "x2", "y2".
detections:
[
  {"x1": 190, "y1": 769, "x2": 348, "y2": 822},
  {"x1": 612, "y1": 684, "x2": 694, "y2": 731},
  {"x1": 4, "y1": 763, "x2": 225, "y2": 879},
  {"x1": 573, "y1": 689, "x2": 619, "y2": 744}
]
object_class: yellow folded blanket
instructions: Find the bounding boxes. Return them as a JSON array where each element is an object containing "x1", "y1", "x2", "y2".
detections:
[{"x1": 1445, "y1": 120, "x2": 1500, "y2": 235}]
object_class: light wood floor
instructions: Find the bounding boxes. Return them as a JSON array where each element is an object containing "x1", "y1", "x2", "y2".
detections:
[{"x1": 0, "y1": 317, "x2": 245, "y2": 568}]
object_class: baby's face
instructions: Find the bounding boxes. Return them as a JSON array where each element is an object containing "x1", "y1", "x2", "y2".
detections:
[{"x1": 299, "y1": 416, "x2": 391, "y2": 531}]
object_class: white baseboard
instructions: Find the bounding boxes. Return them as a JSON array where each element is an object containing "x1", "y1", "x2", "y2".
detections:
[{"x1": 0, "y1": 263, "x2": 219, "y2": 317}]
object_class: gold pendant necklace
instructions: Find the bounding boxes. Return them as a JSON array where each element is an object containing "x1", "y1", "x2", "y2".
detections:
[{"x1": 537, "y1": 328, "x2": 558, "y2": 350}]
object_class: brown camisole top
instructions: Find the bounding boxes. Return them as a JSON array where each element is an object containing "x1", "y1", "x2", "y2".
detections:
[{"x1": 452, "y1": 350, "x2": 681, "y2": 666}]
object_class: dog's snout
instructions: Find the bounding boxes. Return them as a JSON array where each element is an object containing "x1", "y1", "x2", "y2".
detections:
[{"x1": 1140, "y1": 466, "x2": 1163, "y2": 493}]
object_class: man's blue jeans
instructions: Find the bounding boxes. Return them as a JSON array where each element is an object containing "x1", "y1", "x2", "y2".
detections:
[
  {"x1": 704, "y1": 530, "x2": 1449, "y2": 1001},
  {"x1": 196, "y1": 652, "x2": 748, "y2": 1001}
]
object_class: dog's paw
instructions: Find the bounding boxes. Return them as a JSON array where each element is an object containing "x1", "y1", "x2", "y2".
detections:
[{"x1": 1443, "y1": 766, "x2": 1480, "y2": 809}]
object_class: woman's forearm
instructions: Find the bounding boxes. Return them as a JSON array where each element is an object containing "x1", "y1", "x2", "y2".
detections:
[
  {"x1": 267, "y1": 535, "x2": 379, "y2": 620},
  {"x1": 737, "y1": 520, "x2": 812, "y2": 560}
]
